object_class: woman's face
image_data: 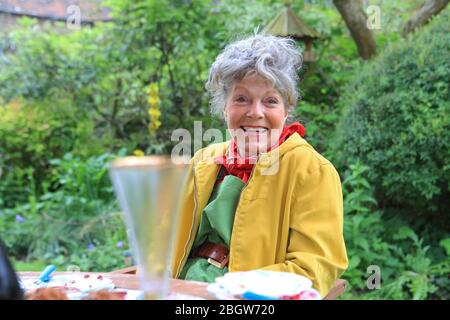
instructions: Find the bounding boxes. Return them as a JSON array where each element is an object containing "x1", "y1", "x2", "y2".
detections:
[{"x1": 224, "y1": 74, "x2": 287, "y2": 157}]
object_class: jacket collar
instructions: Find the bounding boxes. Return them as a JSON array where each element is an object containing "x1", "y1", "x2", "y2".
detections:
[{"x1": 194, "y1": 132, "x2": 307, "y2": 171}]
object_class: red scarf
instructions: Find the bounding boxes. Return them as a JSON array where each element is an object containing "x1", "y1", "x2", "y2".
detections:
[{"x1": 214, "y1": 122, "x2": 306, "y2": 183}]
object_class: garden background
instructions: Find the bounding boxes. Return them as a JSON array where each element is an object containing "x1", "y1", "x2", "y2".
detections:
[{"x1": 0, "y1": 0, "x2": 448, "y2": 299}]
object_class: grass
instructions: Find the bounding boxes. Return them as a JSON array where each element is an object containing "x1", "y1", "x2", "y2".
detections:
[{"x1": 12, "y1": 259, "x2": 48, "y2": 272}]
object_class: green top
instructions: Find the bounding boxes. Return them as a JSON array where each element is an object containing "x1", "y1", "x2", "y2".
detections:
[{"x1": 179, "y1": 174, "x2": 245, "y2": 283}]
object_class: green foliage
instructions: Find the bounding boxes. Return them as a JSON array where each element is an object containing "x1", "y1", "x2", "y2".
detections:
[
  {"x1": 290, "y1": 4, "x2": 360, "y2": 155},
  {"x1": 0, "y1": 152, "x2": 129, "y2": 271},
  {"x1": 0, "y1": 98, "x2": 100, "y2": 207},
  {"x1": 369, "y1": 0, "x2": 425, "y2": 37},
  {"x1": 341, "y1": 162, "x2": 449, "y2": 300},
  {"x1": 11, "y1": 259, "x2": 47, "y2": 272},
  {"x1": 333, "y1": 11, "x2": 450, "y2": 226},
  {"x1": 342, "y1": 162, "x2": 395, "y2": 293},
  {"x1": 0, "y1": 22, "x2": 150, "y2": 152}
]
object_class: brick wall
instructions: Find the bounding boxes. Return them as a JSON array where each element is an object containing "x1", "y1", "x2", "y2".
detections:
[{"x1": 0, "y1": 12, "x2": 96, "y2": 36}]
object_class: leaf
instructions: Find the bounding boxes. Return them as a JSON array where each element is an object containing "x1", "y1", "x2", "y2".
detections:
[
  {"x1": 410, "y1": 275, "x2": 429, "y2": 300},
  {"x1": 439, "y1": 238, "x2": 450, "y2": 256},
  {"x1": 349, "y1": 255, "x2": 361, "y2": 269},
  {"x1": 393, "y1": 226, "x2": 416, "y2": 241}
]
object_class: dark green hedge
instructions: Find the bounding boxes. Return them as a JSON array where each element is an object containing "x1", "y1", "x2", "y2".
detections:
[{"x1": 333, "y1": 11, "x2": 449, "y2": 227}]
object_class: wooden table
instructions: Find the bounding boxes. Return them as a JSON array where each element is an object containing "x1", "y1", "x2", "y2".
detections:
[
  {"x1": 19, "y1": 272, "x2": 346, "y2": 300},
  {"x1": 19, "y1": 272, "x2": 215, "y2": 300}
]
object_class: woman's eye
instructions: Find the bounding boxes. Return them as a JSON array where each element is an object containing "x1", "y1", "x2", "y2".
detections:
[
  {"x1": 266, "y1": 98, "x2": 278, "y2": 104},
  {"x1": 235, "y1": 96, "x2": 247, "y2": 102}
]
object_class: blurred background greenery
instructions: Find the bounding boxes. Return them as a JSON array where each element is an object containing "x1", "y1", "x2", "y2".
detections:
[{"x1": 0, "y1": 0, "x2": 448, "y2": 299}]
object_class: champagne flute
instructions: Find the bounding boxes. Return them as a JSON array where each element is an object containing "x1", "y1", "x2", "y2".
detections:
[{"x1": 109, "y1": 155, "x2": 188, "y2": 299}]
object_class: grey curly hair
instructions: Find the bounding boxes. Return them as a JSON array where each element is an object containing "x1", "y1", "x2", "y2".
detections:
[{"x1": 205, "y1": 34, "x2": 303, "y2": 118}]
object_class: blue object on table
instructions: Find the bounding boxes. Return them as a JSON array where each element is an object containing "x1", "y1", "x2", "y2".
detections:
[
  {"x1": 242, "y1": 291, "x2": 279, "y2": 300},
  {"x1": 38, "y1": 265, "x2": 56, "y2": 283}
]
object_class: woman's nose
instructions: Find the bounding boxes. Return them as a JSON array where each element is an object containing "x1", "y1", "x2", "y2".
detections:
[{"x1": 246, "y1": 101, "x2": 264, "y2": 119}]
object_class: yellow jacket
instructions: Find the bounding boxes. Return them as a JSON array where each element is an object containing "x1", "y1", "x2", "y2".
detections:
[{"x1": 171, "y1": 132, "x2": 348, "y2": 297}]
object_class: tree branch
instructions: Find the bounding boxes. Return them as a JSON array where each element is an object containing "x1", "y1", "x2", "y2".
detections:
[
  {"x1": 402, "y1": 0, "x2": 449, "y2": 36},
  {"x1": 333, "y1": 0, "x2": 377, "y2": 60}
]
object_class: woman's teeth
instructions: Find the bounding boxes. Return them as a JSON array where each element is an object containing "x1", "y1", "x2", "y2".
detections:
[{"x1": 241, "y1": 127, "x2": 268, "y2": 132}]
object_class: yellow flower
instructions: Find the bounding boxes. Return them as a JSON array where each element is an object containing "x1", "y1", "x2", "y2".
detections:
[
  {"x1": 147, "y1": 83, "x2": 159, "y2": 96},
  {"x1": 133, "y1": 149, "x2": 145, "y2": 157},
  {"x1": 148, "y1": 108, "x2": 161, "y2": 118},
  {"x1": 148, "y1": 120, "x2": 161, "y2": 134},
  {"x1": 145, "y1": 82, "x2": 162, "y2": 135},
  {"x1": 147, "y1": 96, "x2": 160, "y2": 107}
]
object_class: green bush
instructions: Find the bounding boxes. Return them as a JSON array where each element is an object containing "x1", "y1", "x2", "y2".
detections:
[
  {"x1": 341, "y1": 162, "x2": 449, "y2": 300},
  {"x1": 0, "y1": 151, "x2": 129, "y2": 271},
  {"x1": 0, "y1": 7, "x2": 224, "y2": 155},
  {"x1": 0, "y1": 98, "x2": 101, "y2": 207},
  {"x1": 333, "y1": 12, "x2": 450, "y2": 227}
]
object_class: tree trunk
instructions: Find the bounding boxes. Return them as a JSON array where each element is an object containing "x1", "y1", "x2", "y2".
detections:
[
  {"x1": 402, "y1": 0, "x2": 450, "y2": 35},
  {"x1": 333, "y1": 0, "x2": 377, "y2": 60}
]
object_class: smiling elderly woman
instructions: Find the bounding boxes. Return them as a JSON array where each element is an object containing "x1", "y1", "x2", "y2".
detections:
[{"x1": 170, "y1": 34, "x2": 348, "y2": 297}]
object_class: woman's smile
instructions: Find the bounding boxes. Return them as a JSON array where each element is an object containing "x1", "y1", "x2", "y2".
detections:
[{"x1": 239, "y1": 126, "x2": 268, "y2": 135}]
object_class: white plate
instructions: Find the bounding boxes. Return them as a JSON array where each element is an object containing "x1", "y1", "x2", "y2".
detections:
[
  {"x1": 21, "y1": 274, "x2": 115, "y2": 300},
  {"x1": 207, "y1": 270, "x2": 321, "y2": 300}
]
